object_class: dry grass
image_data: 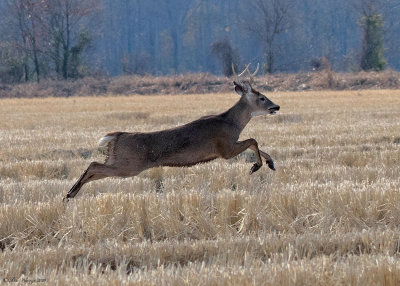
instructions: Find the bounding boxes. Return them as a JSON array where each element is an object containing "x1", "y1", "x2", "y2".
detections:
[
  {"x1": 1, "y1": 90, "x2": 400, "y2": 285},
  {"x1": 1, "y1": 70, "x2": 399, "y2": 98}
]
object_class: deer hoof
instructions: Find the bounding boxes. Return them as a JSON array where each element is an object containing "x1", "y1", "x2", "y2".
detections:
[
  {"x1": 249, "y1": 163, "x2": 261, "y2": 174},
  {"x1": 267, "y1": 159, "x2": 275, "y2": 171},
  {"x1": 63, "y1": 193, "x2": 73, "y2": 202}
]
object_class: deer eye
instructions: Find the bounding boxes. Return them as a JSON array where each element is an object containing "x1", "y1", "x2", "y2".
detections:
[{"x1": 260, "y1": 97, "x2": 265, "y2": 101}]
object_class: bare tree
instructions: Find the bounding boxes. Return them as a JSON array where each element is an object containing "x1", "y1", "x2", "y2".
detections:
[
  {"x1": 244, "y1": 0, "x2": 294, "y2": 73},
  {"x1": 45, "y1": 0, "x2": 98, "y2": 79},
  {"x1": 4, "y1": 0, "x2": 47, "y2": 82},
  {"x1": 2, "y1": 0, "x2": 97, "y2": 81}
]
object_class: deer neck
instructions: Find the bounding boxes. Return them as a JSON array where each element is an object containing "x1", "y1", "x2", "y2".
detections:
[{"x1": 224, "y1": 98, "x2": 252, "y2": 134}]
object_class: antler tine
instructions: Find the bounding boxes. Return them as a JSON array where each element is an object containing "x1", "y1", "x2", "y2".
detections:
[
  {"x1": 252, "y1": 63, "x2": 259, "y2": 77},
  {"x1": 247, "y1": 63, "x2": 259, "y2": 84},
  {"x1": 232, "y1": 62, "x2": 238, "y2": 82},
  {"x1": 232, "y1": 63, "x2": 250, "y2": 83},
  {"x1": 239, "y1": 64, "x2": 250, "y2": 77},
  {"x1": 232, "y1": 63, "x2": 236, "y2": 75}
]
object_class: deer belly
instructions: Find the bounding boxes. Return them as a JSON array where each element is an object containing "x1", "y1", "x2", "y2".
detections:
[
  {"x1": 161, "y1": 153, "x2": 218, "y2": 167},
  {"x1": 153, "y1": 143, "x2": 218, "y2": 167}
]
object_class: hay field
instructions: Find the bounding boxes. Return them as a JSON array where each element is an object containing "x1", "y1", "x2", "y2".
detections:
[{"x1": 1, "y1": 90, "x2": 400, "y2": 285}]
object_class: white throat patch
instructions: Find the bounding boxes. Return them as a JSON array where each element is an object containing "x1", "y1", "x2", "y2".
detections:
[{"x1": 251, "y1": 110, "x2": 269, "y2": 117}]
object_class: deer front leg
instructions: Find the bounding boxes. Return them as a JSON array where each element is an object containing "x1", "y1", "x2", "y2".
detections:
[
  {"x1": 259, "y1": 150, "x2": 275, "y2": 171},
  {"x1": 218, "y1": 138, "x2": 263, "y2": 174}
]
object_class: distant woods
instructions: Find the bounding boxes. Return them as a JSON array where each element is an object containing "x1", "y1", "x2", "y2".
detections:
[
  {"x1": 0, "y1": 0, "x2": 399, "y2": 84},
  {"x1": 0, "y1": 0, "x2": 98, "y2": 83}
]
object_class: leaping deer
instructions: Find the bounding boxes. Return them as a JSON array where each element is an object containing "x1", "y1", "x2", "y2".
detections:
[{"x1": 64, "y1": 64, "x2": 280, "y2": 200}]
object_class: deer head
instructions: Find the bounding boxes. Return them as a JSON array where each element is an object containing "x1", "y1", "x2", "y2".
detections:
[{"x1": 232, "y1": 63, "x2": 280, "y2": 117}]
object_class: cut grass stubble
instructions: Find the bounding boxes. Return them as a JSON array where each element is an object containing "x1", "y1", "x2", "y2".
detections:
[{"x1": 1, "y1": 90, "x2": 400, "y2": 285}]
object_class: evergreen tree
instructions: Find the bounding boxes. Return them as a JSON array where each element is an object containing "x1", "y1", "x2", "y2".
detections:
[{"x1": 360, "y1": 13, "x2": 386, "y2": 71}]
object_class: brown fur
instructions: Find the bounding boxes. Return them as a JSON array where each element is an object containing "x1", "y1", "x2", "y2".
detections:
[{"x1": 64, "y1": 81, "x2": 279, "y2": 200}]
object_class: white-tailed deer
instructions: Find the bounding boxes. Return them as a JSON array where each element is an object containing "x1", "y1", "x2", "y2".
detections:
[{"x1": 64, "y1": 64, "x2": 279, "y2": 200}]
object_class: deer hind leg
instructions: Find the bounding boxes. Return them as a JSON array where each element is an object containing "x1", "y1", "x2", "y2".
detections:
[
  {"x1": 64, "y1": 161, "x2": 119, "y2": 200},
  {"x1": 218, "y1": 138, "x2": 263, "y2": 174}
]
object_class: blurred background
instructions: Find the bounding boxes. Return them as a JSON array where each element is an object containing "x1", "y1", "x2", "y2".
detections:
[{"x1": 0, "y1": 0, "x2": 399, "y2": 83}]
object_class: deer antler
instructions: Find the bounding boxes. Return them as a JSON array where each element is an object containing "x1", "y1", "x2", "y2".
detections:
[
  {"x1": 246, "y1": 63, "x2": 259, "y2": 84},
  {"x1": 232, "y1": 63, "x2": 250, "y2": 83}
]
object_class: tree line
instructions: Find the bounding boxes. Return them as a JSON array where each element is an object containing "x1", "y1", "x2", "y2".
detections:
[{"x1": 0, "y1": 0, "x2": 398, "y2": 83}]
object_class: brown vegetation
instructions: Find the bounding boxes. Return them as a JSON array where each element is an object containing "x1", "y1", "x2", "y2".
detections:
[
  {"x1": 1, "y1": 90, "x2": 400, "y2": 284},
  {"x1": 0, "y1": 70, "x2": 399, "y2": 98}
]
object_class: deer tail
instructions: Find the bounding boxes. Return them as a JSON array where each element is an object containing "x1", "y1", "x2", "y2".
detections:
[{"x1": 98, "y1": 132, "x2": 123, "y2": 161}]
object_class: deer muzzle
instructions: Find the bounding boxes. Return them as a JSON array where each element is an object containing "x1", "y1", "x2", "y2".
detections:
[{"x1": 268, "y1": 104, "x2": 280, "y2": 114}]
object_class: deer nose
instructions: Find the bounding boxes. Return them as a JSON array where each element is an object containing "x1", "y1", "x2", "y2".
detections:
[{"x1": 269, "y1": 104, "x2": 280, "y2": 111}]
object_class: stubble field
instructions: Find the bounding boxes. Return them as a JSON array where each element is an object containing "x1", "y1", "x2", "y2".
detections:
[{"x1": 1, "y1": 89, "x2": 400, "y2": 285}]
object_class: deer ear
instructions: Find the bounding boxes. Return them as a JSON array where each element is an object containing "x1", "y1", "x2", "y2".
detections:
[{"x1": 234, "y1": 81, "x2": 244, "y2": 96}]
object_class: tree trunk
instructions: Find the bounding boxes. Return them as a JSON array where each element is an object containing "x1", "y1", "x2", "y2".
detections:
[
  {"x1": 62, "y1": 1, "x2": 71, "y2": 79},
  {"x1": 23, "y1": 59, "x2": 29, "y2": 82},
  {"x1": 30, "y1": 19, "x2": 40, "y2": 82},
  {"x1": 33, "y1": 47, "x2": 40, "y2": 83},
  {"x1": 266, "y1": 42, "x2": 274, "y2": 74}
]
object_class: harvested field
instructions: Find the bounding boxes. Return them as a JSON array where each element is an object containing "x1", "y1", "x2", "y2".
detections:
[{"x1": 1, "y1": 89, "x2": 400, "y2": 285}]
